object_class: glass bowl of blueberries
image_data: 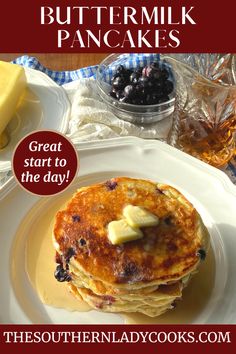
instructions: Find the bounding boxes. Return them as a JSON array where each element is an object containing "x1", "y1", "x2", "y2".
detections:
[{"x1": 96, "y1": 53, "x2": 176, "y2": 124}]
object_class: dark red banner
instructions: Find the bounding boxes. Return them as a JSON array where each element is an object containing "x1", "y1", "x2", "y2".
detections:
[
  {"x1": 0, "y1": 325, "x2": 236, "y2": 354},
  {"x1": 0, "y1": 0, "x2": 235, "y2": 52}
]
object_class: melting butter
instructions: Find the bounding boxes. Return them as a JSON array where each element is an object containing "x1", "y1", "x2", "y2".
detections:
[
  {"x1": 123, "y1": 205, "x2": 159, "y2": 228},
  {"x1": 108, "y1": 219, "x2": 143, "y2": 245}
]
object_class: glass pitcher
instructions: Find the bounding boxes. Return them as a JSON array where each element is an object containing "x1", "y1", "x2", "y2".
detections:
[{"x1": 162, "y1": 54, "x2": 236, "y2": 167}]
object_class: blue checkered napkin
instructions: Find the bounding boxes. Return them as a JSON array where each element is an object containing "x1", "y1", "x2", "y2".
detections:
[
  {"x1": 13, "y1": 55, "x2": 97, "y2": 85},
  {"x1": 12, "y1": 55, "x2": 236, "y2": 184}
]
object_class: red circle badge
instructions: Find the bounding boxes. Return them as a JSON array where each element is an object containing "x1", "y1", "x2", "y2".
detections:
[{"x1": 12, "y1": 131, "x2": 79, "y2": 196}]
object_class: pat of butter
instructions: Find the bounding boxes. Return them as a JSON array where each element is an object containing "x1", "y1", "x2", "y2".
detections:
[
  {"x1": 0, "y1": 61, "x2": 26, "y2": 136},
  {"x1": 123, "y1": 205, "x2": 159, "y2": 228},
  {"x1": 108, "y1": 219, "x2": 143, "y2": 245}
]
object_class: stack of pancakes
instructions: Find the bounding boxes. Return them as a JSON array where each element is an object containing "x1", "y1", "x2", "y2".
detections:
[{"x1": 53, "y1": 177, "x2": 210, "y2": 317}]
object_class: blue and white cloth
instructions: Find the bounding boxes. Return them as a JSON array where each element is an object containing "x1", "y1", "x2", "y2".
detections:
[
  {"x1": 12, "y1": 55, "x2": 236, "y2": 184},
  {"x1": 14, "y1": 55, "x2": 98, "y2": 84}
]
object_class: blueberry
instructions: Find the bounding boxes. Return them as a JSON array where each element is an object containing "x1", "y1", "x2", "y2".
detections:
[
  {"x1": 116, "y1": 65, "x2": 125, "y2": 74},
  {"x1": 152, "y1": 69, "x2": 162, "y2": 80},
  {"x1": 171, "y1": 301, "x2": 177, "y2": 309},
  {"x1": 130, "y1": 72, "x2": 140, "y2": 84},
  {"x1": 154, "y1": 79, "x2": 165, "y2": 91},
  {"x1": 146, "y1": 93, "x2": 160, "y2": 105},
  {"x1": 145, "y1": 94, "x2": 154, "y2": 105},
  {"x1": 153, "y1": 89, "x2": 163, "y2": 99},
  {"x1": 197, "y1": 249, "x2": 206, "y2": 261},
  {"x1": 157, "y1": 95, "x2": 169, "y2": 104},
  {"x1": 164, "y1": 80, "x2": 174, "y2": 95},
  {"x1": 54, "y1": 264, "x2": 71, "y2": 282},
  {"x1": 105, "y1": 180, "x2": 118, "y2": 190},
  {"x1": 135, "y1": 84, "x2": 144, "y2": 94},
  {"x1": 150, "y1": 95, "x2": 159, "y2": 104},
  {"x1": 112, "y1": 76, "x2": 126, "y2": 90},
  {"x1": 72, "y1": 215, "x2": 80, "y2": 222},
  {"x1": 65, "y1": 247, "x2": 76, "y2": 263},
  {"x1": 131, "y1": 98, "x2": 140, "y2": 105},
  {"x1": 151, "y1": 62, "x2": 160, "y2": 69},
  {"x1": 79, "y1": 238, "x2": 86, "y2": 246},
  {"x1": 111, "y1": 73, "x2": 121, "y2": 83},
  {"x1": 124, "y1": 85, "x2": 136, "y2": 98},
  {"x1": 164, "y1": 216, "x2": 172, "y2": 225},
  {"x1": 161, "y1": 68, "x2": 169, "y2": 80},
  {"x1": 120, "y1": 96, "x2": 131, "y2": 103},
  {"x1": 116, "y1": 90, "x2": 124, "y2": 100},
  {"x1": 122, "y1": 262, "x2": 138, "y2": 277},
  {"x1": 139, "y1": 76, "x2": 150, "y2": 88},
  {"x1": 109, "y1": 90, "x2": 116, "y2": 99},
  {"x1": 123, "y1": 69, "x2": 132, "y2": 81},
  {"x1": 156, "y1": 187, "x2": 165, "y2": 194}
]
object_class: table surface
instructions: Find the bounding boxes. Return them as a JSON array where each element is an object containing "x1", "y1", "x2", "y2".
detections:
[{"x1": 0, "y1": 53, "x2": 109, "y2": 70}]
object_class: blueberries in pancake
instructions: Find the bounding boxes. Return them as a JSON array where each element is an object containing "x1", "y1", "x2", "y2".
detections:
[
  {"x1": 54, "y1": 264, "x2": 71, "y2": 282},
  {"x1": 156, "y1": 187, "x2": 164, "y2": 195},
  {"x1": 72, "y1": 215, "x2": 80, "y2": 222},
  {"x1": 167, "y1": 242, "x2": 178, "y2": 252},
  {"x1": 95, "y1": 302, "x2": 104, "y2": 309},
  {"x1": 164, "y1": 216, "x2": 172, "y2": 225},
  {"x1": 121, "y1": 261, "x2": 138, "y2": 278},
  {"x1": 65, "y1": 247, "x2": 76, "y2": 263},
  {"x1": 79, "y1": 238, "x2": 86, "y2": 246},
  {"x1": 102, "y1": 295, "x2": 115, "y2": 305},
  {"x1": 171, "y1": 300, "x2": 177, "y2": 308},
  {"x1": 196, "y1": 249, "x2": 206, "y2": 261},
  {"x1": 105, "y1": 180, "x2": 118, "y2": 191}
]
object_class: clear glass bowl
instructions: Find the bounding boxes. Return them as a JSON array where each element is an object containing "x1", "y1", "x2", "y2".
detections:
[{"x1": 96, "y1": 53, "x2": 176, "y2": 125}]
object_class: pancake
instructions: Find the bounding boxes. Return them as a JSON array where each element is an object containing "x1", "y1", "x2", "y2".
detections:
[
  {"x1": 52, "y1": 177, "x2": 210, "y2": 316},
  {"x1": 68, "y1": 279, "x2": 183, "y2": 316}
]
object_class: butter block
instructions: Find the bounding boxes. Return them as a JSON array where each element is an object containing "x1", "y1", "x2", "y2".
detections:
[
  {"x1": 108, "y1": 219, "x2": 143, "y2": 245},
  {"x1": 0, "y1": 61, "x2": 26, "y2": 135},
  {"x1": 123, "y1": 205, "x2": 159, "y2": 228}
]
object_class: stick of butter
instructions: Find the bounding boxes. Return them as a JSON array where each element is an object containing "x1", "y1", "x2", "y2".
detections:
[
  {"x1": 108, "y1": 219, "x2": 143, "y2": 245},
  {"x1": 0, "y1": 61, "x2": 26, "y2": 136},
  {"x1": 123, "y1": 205, "x2": 159, "y2": 228}
]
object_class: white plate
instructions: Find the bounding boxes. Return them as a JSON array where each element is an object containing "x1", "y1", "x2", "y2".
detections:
[
  {"x1": 0, "y1": 67, "x2": 70, "y2": 172},
  {"x1": 1, "y1": 137, "x2": 236, "y2": 324}
]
